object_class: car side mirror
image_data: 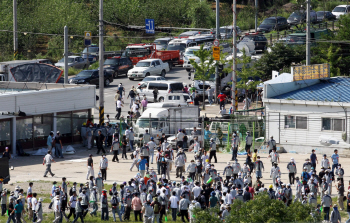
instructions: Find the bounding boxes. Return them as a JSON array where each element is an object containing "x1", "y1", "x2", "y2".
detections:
[{"x1": 151, "y1": 65, "x2": 155, "y2": 68}]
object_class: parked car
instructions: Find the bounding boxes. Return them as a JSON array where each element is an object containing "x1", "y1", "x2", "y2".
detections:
[
  {"x1": 210, "y1": 26, "x2": 242, "y2": 39},
  {"x1": 287, "y1": 10, "x2": 317, "y2": 25},
  {"x1": 102, "y1": 56, "x2": 133, "y2": 78},
  {"x1": 239, "y1": 33, "x2": 268, "y2": 51},
  {"x1": 178, "y1": 31, "x2": 201, "y2": 38},
  {"x1": 316, "y1": 11, "x2": 336, "y2": 22},
  {"x1": 127, "y1": 59, "x2": 170, "y2": 80},
  {"x1": 55, "y1": 56, "x2": 89, "y2": 69},
  {"x1": 153, "y1": 37, "x2": 173, "y2": 50},
  {"x1": 332, "y1": 5, "x2": 350, "y2": 19},
  {"x1": 137, "y1": 81, "x2": 184, "y2": 102},
  {"x1": 163, "y1": 93, "x2": 193, "y2": 106},
  {"x1": 68, "y1": 69, "x2": 113, "y2": 86},
  {"x1": 257, "y1": 17, "x2": 289, "y2": 32},
  {"x1": 138, "y1": 76, "x2": 166, "y2": 86}
]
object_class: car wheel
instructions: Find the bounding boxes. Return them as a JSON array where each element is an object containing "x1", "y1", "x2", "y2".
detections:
[
  {"x1": 113, "y1": 71, "x2": 119, "y2": 79},
  {"x1": 104, "y1": 79, "x2": 110, "y2": 86},
  {"x1": 129, "y1": 78, "x2": 134, "y2": 80},
  {"x1": 158, "y1": 97, "x2": 164, "y2": 102},
  {"x1": 161, "y1": 70, "x2": 166, "y2": 77},
  {"x1": 146, "y1": 73, "x2": 150, "y2": 77}
]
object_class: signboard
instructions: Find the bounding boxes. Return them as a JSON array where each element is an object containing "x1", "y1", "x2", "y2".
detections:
[
  {"x1": 293, "y1": 63, "x2": 330, "y2": 81},
  {"x1": 84, "y1": 31, "x2": 91, "y2": 46},
  {"x1": 212, "y1": 46, "x2": 220, "y2": 61},
  {"x1": 213, "y1": 39, "x2": 220, "y2": 47},
  {"x1": 145, "y1": 19, "x2": 155, "y2": 34}
]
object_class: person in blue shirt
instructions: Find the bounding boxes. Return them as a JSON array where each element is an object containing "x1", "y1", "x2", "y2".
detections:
[
  {"x1": 11, "y1": 199, "x2": 24, "y2": 223},
  {"x1": 137, "y1": 156, "x2": 149, "y2": 178},
  {"x1": 310, "y1": 149, "x2": 318, "y2": 169},
  {"x1": 47, "y1": 132, "x2": 54, "y2": 151},
  {"x1": 331, "y1": 149, "x2": 339, "y2": 175}
]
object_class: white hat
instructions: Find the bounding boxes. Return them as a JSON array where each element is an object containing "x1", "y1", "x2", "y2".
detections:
[
  {"x1": 113, "y1": 182, "x2": 117, "y2": 185},
  {"x1": 55, "y1": 195, "x2": 60, "y2": 198},
  {"x1": 38, "y1": 198, "x2": 43, "y2": 202},
  {"x1": 57, "y1": 131, "x2": 60, "y2": 134},
  {"x1": 227, "y1": 162, "x2": 230, "y2": 165},
  {"x1": 290, "y1": 157, "x2": 294, "y2": 160}
]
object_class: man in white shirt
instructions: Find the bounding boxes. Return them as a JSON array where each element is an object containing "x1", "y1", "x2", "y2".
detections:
[
  {"x1": 176, "y1": 129, "x2": 184, "y2": 148},
  {"x1": 116, "y1": 99, "x2": 123, "y2": 120},
  {"x1": 32, "y1": 193, "x2": 38, "y2": 222},
  {"x1": 191, "y1": 182, "x2": 202, "y2": 199},
  {"x1": 225, "y1": 190, "x2": 233, "y2": 204},
  {"x1": 147, "y1": 137, "x2": 156, "y2": 164},
  {"x1": 169, "y1": 191, "x2": 179, "y2": 221},
  {"x1": 53, "y1": 195, "x2": 61, "y2": 223},
  {"x1": 43, "y1": 151, "x2": 55, "y2": 177}
]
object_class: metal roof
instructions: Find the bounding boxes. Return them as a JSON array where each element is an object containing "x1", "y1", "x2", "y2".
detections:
[{"x1": 273, "y1": 77, "x2": 350, "y2": 103}]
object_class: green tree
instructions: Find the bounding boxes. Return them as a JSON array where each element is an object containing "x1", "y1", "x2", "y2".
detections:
[
  {"x1": 190, "y1": 44, "x2": 216, "y2": 110},
  {"x1": 312, "y1": 44, "x2": 341, "y2": 77}
]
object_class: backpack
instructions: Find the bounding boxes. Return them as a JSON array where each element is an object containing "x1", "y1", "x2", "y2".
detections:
[
  {"x1": 153, "y1": 202, "x2": 160, "y2": 212},
  {"x1": 304, "y1": 185, "x2": 310, "y2": 194},
  {"x1": 131, "y1": 153, "x2": 135, "y2": 159},
  {"x1": 111, "y1": 196, "x2": 118, "y2": 206},
  {"x1": 109, "y1": 189, "x2": 113, "y2": 196},
  {"x1": 69, "y1": 187, "x2": 74, "y2": 196}
]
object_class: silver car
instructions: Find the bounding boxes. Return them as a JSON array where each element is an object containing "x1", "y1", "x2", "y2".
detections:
[{"x1": 55, "y1": 56, "x2": 90, "y2": 69}]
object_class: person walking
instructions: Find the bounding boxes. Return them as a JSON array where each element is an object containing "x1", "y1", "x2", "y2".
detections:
[
  {"x1": 217, "y1": 92, "x2": 227, "y2": 110},
  {"x1": 178, "y1": 195, "x2": 190, "y2": 223},
  {"x1": 330, "y1": 204, "x2": 341, "y2": 223},
  {"x1": 127, "y1": 87, "x2": 136, "y2": 109},
  {"x1": 310, "y1": 149, "x2": 318, "y2": 169},
  {"x1": 34, "y1": 198, "x2": 43, "y2": 223},
  {"x1": 175, "y1": 155, "x2": 185, "y2": 179},
  {"x1": 254, "y1": 156, "x2": 264, "y2": 179},
  {"x1": 321, "y1": 191, "x2": 332, "y2": 221},
  {"x1": 137, "y1": 156, "x2": 149, "y2": 178},
  {"x1": 54, "y1": 131, "x2": 63, "y2": 158},
  {"x1": 142, "y1": 200, "x2": 154, "y2": 223},
  {"x1": 153, "y1": 88, "x2": 158, "y2": 102},
  {"x1": 336, "y1": 180, "x2": 345, "y2": 211},
  {"x1": 115, "y1": 98, "x2": 123, "y2": 120},
  {"x1": 86, "y1": 125, "x2": 93, "y2": 150},
  {"x1": 267, "y1": 136, "x2": 276, "y2": 154},
  {"x1": 121, "y1": 135, "x2": 128, "y2": 160},
  {"x1": 209, "y1": 138, "x2": 217, "y2": 163},
  {"x1": 141, "y1": 96, "x2": 148, "y2": 112},
  {"x1": 101, "y1": 189, "x2": 109, "y2": 221},
  {"x1": 67, "y1": 191, "x2": 77, "y2": 220},
  {"x1": 147, "y1": 137, "x2": 156, "y2": 164},
  {"x1": 1, "y1": 188, "x2": 7, "y2": 216},
  {"x1": 331, "y1": 149, "x2": 340, "y2": 175},
  {"x1": 206, "y1": 86, "x2": 214, "y2": 106},
  {"x1": 72, "y1": 196, "x2": 84, "y2": 223},
  {"x1": 111, "y1": 136, "x2": 120, "y2": 163},
  {"x1": 53, "y1": 195, "x2": 61, "y2": 223},
  {"x1": 169, "y1": 191, "x2": 179, "y2": 221},
  {"x1": 89, "y1": 186, "x2": 98, "y2": 216},
  {"x1": 268, "y1": 148, "x2": 280, "y2": 166},
  {"x1": 270, "y1": 162, "x2": 281, "y2": 190},
  {"x1": 245, "y1": 131, "x2": 253, "y2": 152},
  {"x1": 96, "y1": 130, "x2": 106, "y2": 154},
  {"x1": 86, "y1": 154, "x2": 94, "y2": 180},
  {"x1": 47, "y1": 132, "x2": 54, "y2": 151},
  {"x1": 99, "y1": 155, "x2": 108, "y2": 181},
  {"x1": 43, "y1": 151, "x2": 55, "y2": 177},
  {"x1": 132, "y1": 193, "x2": 142, "y2": 221},
  {"x1": 231, "y1": 134, "x2": 238, "y2": 161},
  {"x1": 286, "y1": 158, "x2": 297, "y2": 185}
]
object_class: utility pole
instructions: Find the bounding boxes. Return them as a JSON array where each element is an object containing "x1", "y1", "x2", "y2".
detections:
[
  {"x1": 255, "y1": 0, "x2": 258, "y2": 32},
  {"x1": 306, "y1": 0, "x2": 311, "y2": 65},
  {"x1": 215, "y1": 0, "x2": 220, "y2": 104},
  {"x1": 232, "y1": 0, "x2": 237, "y2": 111},
  {"x1": 99, "y1": 0, "x2": 105, "y2": 125},
  {"x1": 13, "y1": 0, "x2": 18, "y2": 59},
  {"x1": 64, "y1": 26, "x2": 68, "y2": 84}
]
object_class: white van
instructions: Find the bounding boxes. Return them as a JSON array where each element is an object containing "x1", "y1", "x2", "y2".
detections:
[
  {"x1": 137, "y1": 81, "x2": 184, "y2": 102},
  {"x1": 332, "y1": 5, "x2": 350, "y2": 19}
]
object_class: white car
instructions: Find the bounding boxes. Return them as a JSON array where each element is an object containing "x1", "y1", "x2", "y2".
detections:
[
  {"x1": 183, "y1": 46, "x2": 210, "y2": 72},
  {"x1": 163, "y1": 93, "x2": 193, "y2": 106},
  {"x1": 55, "y1": 56, "x2": 90, "y2": 69},
  {"x1": 332, "y1": 5, "x2": 350, "y2": 19},
  {"x1": 138, "y1": 76, "x2": 166, "y2": 86},
  {"x1": 128, "y1": 59, "x2": 169, "y2": 80}
]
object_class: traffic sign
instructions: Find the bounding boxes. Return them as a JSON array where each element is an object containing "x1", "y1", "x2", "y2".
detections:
[
  {"x1": 145, "y1": 19, "x2": 155, "y2": 34},
  {"x1": 213, "y1": 39, "x2": 220, "y2": 47},
  {"x1": 213, "y1": 46, "x2": 220, "y2": 60},
  {"x1": 84, "y1": 31, "x2": 92, "y2": 46}
]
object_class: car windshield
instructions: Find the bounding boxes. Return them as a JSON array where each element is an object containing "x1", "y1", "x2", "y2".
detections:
[
  {"x1": 136, "y1": 62, "x2": 151, "y2": 67},
  {"x1": 317, "y1": 11, "x2": 326, "y2": 16},
  {"x1": 153, "y1": 40, "x2": 168, "y2": 45},
  {"x1": 142, "y1": 77, "x2": 156, "y2": 82},
  {"x1": 289, "y1": 12, "x2": 303, "y2": 19},
  {"x1": 104, "y1": 58, "x2": 119, "y2": 65},
  {"x1": 333, "y1": 7, "x2": 346, "y2": 12},
  {"x1": 136, "y1": 118, "x2": 158, "y2": 128},
  {"x1": 167, "y1": 44, "x2": 187, "y2": 52},
  {"x1": 184, "y1": 49, "x2": 199, "y2": 56},
  {"x1": 82, "y1": 47, "x2": 98, "y2": 53},
  {"x1": 219, "y1": 28, "x2": 231, "y2": 33},
  {"x1": 76, "y1": 70, "x2": 93, "y2": 77},
  {"x1": 58, "y1": 58, "x2": 75, "y2": 63},
  {"x1": 261, "y1": 19, "x2": 276, "y2": 25}
]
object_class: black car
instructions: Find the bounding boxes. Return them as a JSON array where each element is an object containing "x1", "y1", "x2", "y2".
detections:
[
  {"x1": 69, "y1": 69, "x2": 113, "y2": 86},
  {"x1": 316, "y1": 11, "x2": 336, "y2": 22},
  {"x1": 257, "y1": 17, "x2": 289, "y2": 32},
  {"x1": 240, "y1": 34, "x2": 268, "y2": 51},
  {"x1": 103, "y1": 57, "x2": 133, "y2": 78}
]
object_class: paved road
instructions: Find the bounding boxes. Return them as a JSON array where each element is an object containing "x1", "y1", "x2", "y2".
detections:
[{"x1": 93, "y1": 66, "x2": 192, "y2": 122}]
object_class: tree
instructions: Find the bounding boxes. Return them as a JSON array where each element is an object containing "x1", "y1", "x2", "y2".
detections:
[
  {"x1": 311, "y1": 44, "x2": 341, "y2": 77},
  {"x1": 190, "y1": 45, "x2": 216, "y2": 110}
]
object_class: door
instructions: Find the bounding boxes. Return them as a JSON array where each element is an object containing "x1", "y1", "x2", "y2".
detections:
[
  {"x1": 119, "y1": 58, "x2": 127, "y2": 74},
  {"x1": 91, "y1": 71, "x2": 99, "y2": 85},
  {"x1": 154, "y1": 60, "x2": 162, "y2": 75},
  {"x1": 268, "y1": 112, "x2": 280, "y2": 143},
  {"x1": 150, "y1": 61, "x2": 157, "y2": 75}
]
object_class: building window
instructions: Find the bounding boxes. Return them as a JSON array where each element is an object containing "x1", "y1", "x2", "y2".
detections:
[
  {"x1": 57, "y1": 112, "x2": 72, "y2": 144},
  {"x1": 0, "y1": 119, "x2": 11, "y2": 152},
  {"x1": 16, "y1": 117, "x2": 33, "y2": 150},
  {"x1": 72, "y1": 110, "x2": 89, "y2": 142},
  {"x1": 322, "y1": 118, "x2": 345, "y2": 131},
  {"x1": 285, "y1": 115, "x2": 307, "y2": 129}
]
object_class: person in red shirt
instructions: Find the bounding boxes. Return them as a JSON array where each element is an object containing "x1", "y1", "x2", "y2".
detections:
[
  {"x1": 217, "y1": 92, "x2": 227, "y2": 109},
  {"x1": 248, "y1": 183, "x2": 255, "y2": 199},
  {"x1": 144, "y1": 173, "x2": 150, "y2": 185}
]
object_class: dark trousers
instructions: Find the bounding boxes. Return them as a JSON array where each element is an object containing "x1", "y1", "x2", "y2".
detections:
[
  {"x1": 157, "y1": 162, "x2": 161, "y2": 175},
  {"x1": 171, "y1": 208, "x2": 177, "y2": 221},
  {"x1": 72, "y1": 212, "x2": 84, "y2": 223},
  {"x1": 15, "y1": 213, "x2": 22, "y2": 223},
  {"x1": 209, "y1": 150, "x2": 217, "y2": 163},
  {"x1": 176, "y1": 166, "x2": 183, "y2": 178},
  {"x1": 101, "y1": 207, "x2": 108, "y2": 220},
  {"x1": 108, "y1": 136, "x2": 113, "y2": 146},
  {"x1": 134, "y1": 210, "x2": 142, "y2": 221},
  {"x1": 67, "y1": 207, "x2": 76, "y2": 219},
  {"x1": 144, "y1": 156, "x2": 149, "y2": 167},
  {"x1": 122, "y1": 147, "x2": 127, "y2": 159},
  {"x1": 323, "y1": 207, "x2": 330, "y2": 221},
  {"x1": 312, "y1": 162, "x2": 316, "y2": 170},
  {"x1": 189, "y1": 172, "x2": 195, "y2": 180},
  {"x1": 124, "y1": 206, "x2": 131, "y2": 220},
  {"x1": 232, "y1": 148, "x2": 237, "y2": 161},
  {"x1": 219, "y1": 100, "x2": 225, "y2": 109},
  {"x1": 1, "y1": 204, "x2": 6, "y2": 216},
  {"x1": 82, "y1": 205, "x2": 88, "y2": 217},
  {"x1": 97, "y1": 144, "x2": 106, "y2": 154},
  {"x1": 289, "y1": 173, "x2": 295, "y2": 185},
  {"x1": 116, "y1": 108, "x2": 121, "y2": 120},
  {"x1": 226, "y1": 176, "x2": 231, "y2": 181},
  {"x1": 7, "y1": 213, "x2": 15, "y2": 223},
  {"x1": 101, "y1": 169, "x2": 107, "y2": 180},
  {"x1": 245, "y1": 144, "x2": 251, "y2": 152},
  {"x1": 233, "y1": 173, "x2": 238, "y2": 180},
  {"x1": 33, "y1": 212, "x2": 37, "y2": 222},
  {"x1": 153, "y1": 94, "x2": 157, "y2": 102},
  {"x1": 159, "y1": 205, "x2": 166, "y2": 223},
  {"x1": 332, "y1": 164, "x2": 338, "y2": 175},
  {"x1": 112, "y1": 150, "x2": 119, "y2": 162},
  {"x1": 180, "y1": 210, "x2": 189, "y2": 222}
]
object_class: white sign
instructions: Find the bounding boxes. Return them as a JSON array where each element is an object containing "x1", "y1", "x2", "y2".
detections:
[{"x1": 213, "y1": 39, "x2": 220, "y2": 47}]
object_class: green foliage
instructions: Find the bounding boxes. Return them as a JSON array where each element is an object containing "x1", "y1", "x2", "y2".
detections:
[
  {"x1": 190, "y1": 45, "x2": 216, "y2": 110},
  {"x1": 235, "y1": 51, "x2": 260, "y2": 93},
  {"x1": 193, "y1": 193, "x2": 321, "y2": 223},
  {"x1": 311, "y1": 44, "x2": 341, "y2": 77},
  {"x1": 88, "y1": 61, "x2": 100, "y2": 70}
]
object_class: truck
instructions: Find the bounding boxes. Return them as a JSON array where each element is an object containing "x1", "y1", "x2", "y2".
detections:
[
  {"x1": 123, "y1": 44, "x2": 181, "y2": 67},
  {"x1": 127, "y1": 59, "x2": 170, "y2": 80},
  {"x1": 0, "y1": 59, "x2": 61, "y2": 82},
  {"x1": 133, "y1": 105, "x2": 200, "y2": 144}
]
